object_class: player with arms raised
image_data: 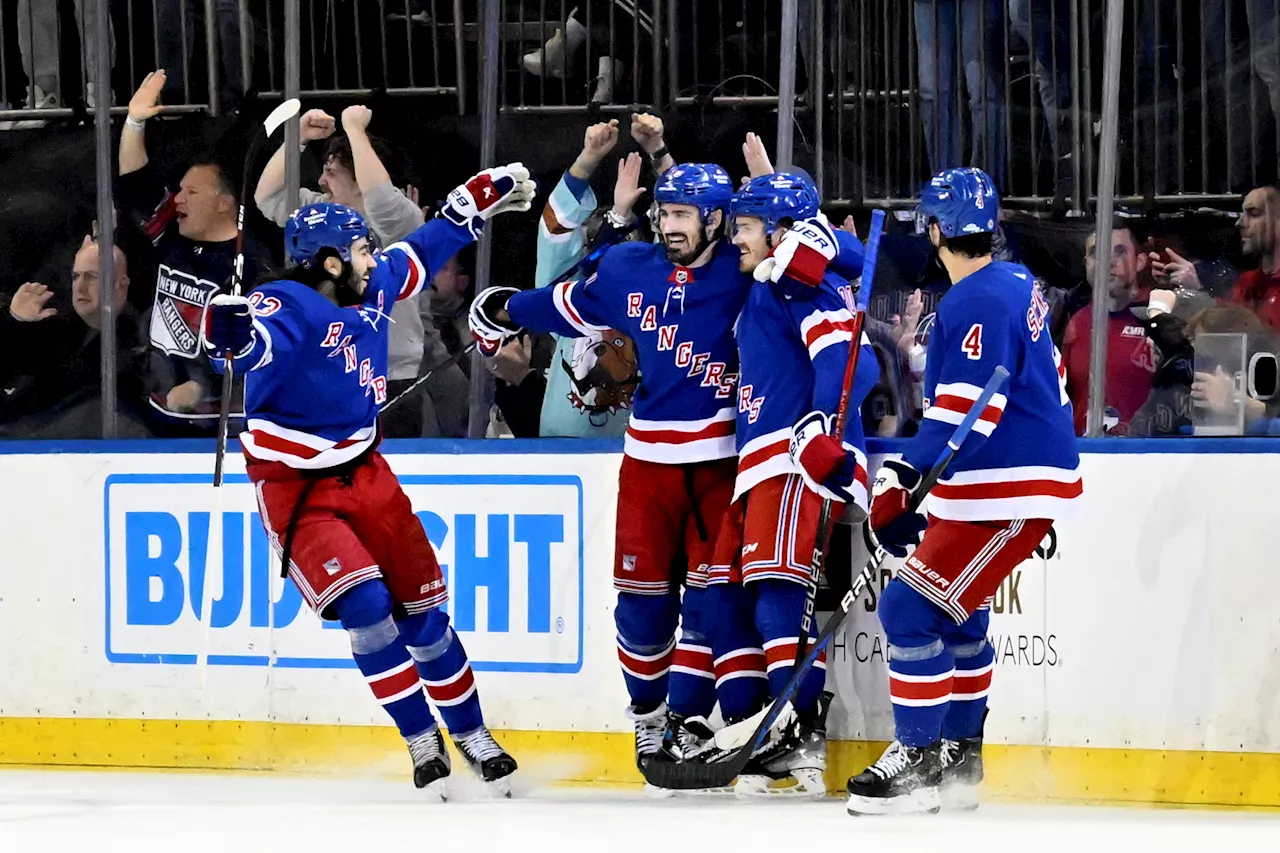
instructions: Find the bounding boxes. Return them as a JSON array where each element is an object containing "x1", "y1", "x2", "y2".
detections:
[
  {"x1": 846, "y1": 168, "x2": 1082, "y2": 815},
  {"x1": 699, "y1": 171, "x2": 879, "y2": 797},
  {"x1": 470, "y1": 157, "x2": 856, "y2": 770},
  {"x1": 200, "y1": 165, "x2": 536, "y2": 800}
]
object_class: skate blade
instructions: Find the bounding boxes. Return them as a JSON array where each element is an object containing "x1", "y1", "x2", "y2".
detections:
[
  {"x1": 735, "y1": 769, "x2": 827, "y2": 800},
  {"x1": 846, "y1": 786, "x2": 941, "y2": 816},
  {"x1": 940, "y1": 781, "x2": 980, "y2": 812},
  {"x1": 485, "y1": 776, "x2": 514, "y2": 799},
  {"x1": 420, "y1": 778, "x2": 449, "y2": 803}
]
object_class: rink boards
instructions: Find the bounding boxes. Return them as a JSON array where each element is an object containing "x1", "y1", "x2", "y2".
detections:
[{"x1": 1, "y1": 438, "x2": 1279, "y2": 807}]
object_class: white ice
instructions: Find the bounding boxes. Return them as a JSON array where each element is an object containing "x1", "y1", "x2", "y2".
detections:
[{"x1": 1, "y1": 768, "x2": 1277, "y2": 853}]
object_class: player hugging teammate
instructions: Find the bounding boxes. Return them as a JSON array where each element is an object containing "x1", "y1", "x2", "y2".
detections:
[{"x1": 471, "y1": 135, "x2": 872, "y2": 798}]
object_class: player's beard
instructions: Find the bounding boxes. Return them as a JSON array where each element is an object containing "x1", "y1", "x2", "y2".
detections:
[
  {"x1": 664, "y1": 230, "x2": 708, "y2": 266},
  {"x1": 334, "y1": 263, "x2": 367, "y2": 307}
]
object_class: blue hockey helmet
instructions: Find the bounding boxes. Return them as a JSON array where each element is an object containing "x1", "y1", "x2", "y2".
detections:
[
  {"x1": 914, "y1": 167, "x2": 999, "y2": 238},
  {"x1": 654, "y1": 163, "x2": 735, "y2": 222},
  {"x1": 730, "y1": 170, "x2": 821, "y2": 234},
  {"x1": 285, "y1": 202, "x2": 371, "y2": 267}
]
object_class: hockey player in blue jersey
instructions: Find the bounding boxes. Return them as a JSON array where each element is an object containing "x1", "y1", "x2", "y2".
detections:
[
  {"x1": 470, "y1": 159, "x2": 861, "y2": 772},
  {"x1": 200, "y1": 164, "x2": 536, "y2": 800},
  {"x1": 701, "y1": 172, "x2": 880, "y2": 797},
  {"x1": 845, "y1": 168, "x2": 1082, "y2": 816}
]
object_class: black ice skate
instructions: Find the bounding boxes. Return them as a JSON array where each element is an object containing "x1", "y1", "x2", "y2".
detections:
[
  {"x1": 626, "y1": 702, "x2": 668, "y2": 770},
  {"x1": 939, "y1": 733, "x2": 984, "y2": 811},
  {"x1": 452, "y1": 726, "x2": 518, "y2": 798},
  {"x1": 845, "y1": 740, "x2": 943, "y2": 816},
  {"x1": 736, "y1": 691, "x2": 832, "y2": 800},
  {"x1": 408, "y1": 726, "x2": 451, "y2": 801}
]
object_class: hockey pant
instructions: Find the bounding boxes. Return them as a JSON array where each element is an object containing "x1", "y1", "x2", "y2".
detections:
[
  {"x1": 706, "y1": 475, "x2": 834, "y2": 723},
  {"x1": 251, "y1": 451, "x2": 487, "y2": 740},
  {"x1": 613, "y1": 456, "x2": 736, "y2": 718},
  {"x1": 879, "y1": 516, "x2": 1053, "y2": 747}
]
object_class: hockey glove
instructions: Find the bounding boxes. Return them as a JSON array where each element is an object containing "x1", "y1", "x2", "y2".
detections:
[
  {"x1": 789, "y1": 410, "x2": 856, "y2": 503},
  {"x1": 868, "y1": 460, "x2": 929, "y2": 558},
  {"x1": 469, "y1": 286, "x2": 523, "y2": 356},
  {"x1": 201, "y1": 293, "x2": 256, "y2": 360},
  {"x1": 754, "y1": 213, "x2": 837, "y2": 288},
  {"x1": 442, "y1": 163, "x2": 538, "y2": 239}
]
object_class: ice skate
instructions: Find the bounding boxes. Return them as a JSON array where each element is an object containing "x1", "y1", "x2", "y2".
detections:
[
  {"x1": 452, "y1": 726, "x2": 518, "y2": 798},
  {"x1": 408, "y1": 725, "x2": 451, "y2": 801},
  {"x1": 846, "y1": 740, "x2": 943, "y2": 816},
  {"x1": 626, "y1": 702, "x2": 668, "y2": 771},
  {"x1": 939, "y1": 733, "x2": 984, "y2": 811},
  {"x1": 736, "y1": 692, "x2": 831, "y2": 800}
]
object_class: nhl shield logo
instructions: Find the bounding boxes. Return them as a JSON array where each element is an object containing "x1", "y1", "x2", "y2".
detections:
[
  {"x1": 622, "y1": 554, "x2": 637, "y2": 572},
  {"x1": 323, "y1": 557, "x2": 343, "y2": 576}
]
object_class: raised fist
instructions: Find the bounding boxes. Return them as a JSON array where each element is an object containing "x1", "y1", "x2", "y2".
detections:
[
  {"x1": 301, "y1": 109, "x2": 337, "y2": 142},
  {"x1": 340, "y1": 105, "x2": 372, "y2": 134},
  {"x1": 631, "y1": 112, "x2": 665, "y2": 155}
]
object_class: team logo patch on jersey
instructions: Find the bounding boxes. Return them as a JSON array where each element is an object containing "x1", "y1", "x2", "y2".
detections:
[
  {"x1": 622, "y1": 555, "x2": 637, "y2": 572},
  {"x1": 323, "y1": 557, "x2": 343, "y2": 576}
]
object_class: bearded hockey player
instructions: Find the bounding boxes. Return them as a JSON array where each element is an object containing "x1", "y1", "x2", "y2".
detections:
[
  {"x1": 199, "y1": 164, "x2": 536, "y2": 800},
  {"x1": 846, "y1": 168, "x2": 1082, "y2": 816},
  {"x1": 470, "y1": 161, "x2": 856, "y2": 772}
]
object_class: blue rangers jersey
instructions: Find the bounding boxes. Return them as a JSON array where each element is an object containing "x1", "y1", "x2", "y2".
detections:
[
  {"x1": 733, "y1": 272, "x2": 880, "y2": 508},
  {"x1": 218, "y1": 218, "x2": 474, "y2": 469},
  {"x1": 508, "y1": 230, "x2": 866, "y2": 465},
  {"x1": 905, "y1": 260, "x2": 1082, "y2": 521}
]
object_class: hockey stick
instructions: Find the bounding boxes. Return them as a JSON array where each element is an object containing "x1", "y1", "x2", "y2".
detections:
[
  {"x1": 640, "y1": 363, "x2": 1012, "y2": 791},
  {"x1": 791, "y1": 209, "x2": 885, "y2": 675},
  {"x1": 200, "y1": 98, "x2": 301, "y2": 686}
]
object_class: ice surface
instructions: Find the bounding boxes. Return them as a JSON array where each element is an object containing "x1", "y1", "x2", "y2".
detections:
[{"x1": 1, "y1": 769, "x2": 1276, "y2": 853}]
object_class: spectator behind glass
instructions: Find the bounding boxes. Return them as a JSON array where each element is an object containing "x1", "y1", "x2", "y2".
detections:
[
  {"x1": 913, "y1": 0, "x2": 1007, "y2": 189},
  {"x1": 421, "y1": 254, "x2": 473, "y2": 439},
  {"x1": 503, "y1": 116, "x2": 664, "y2": 438},
  {"x1": 1063, "y1": 226, "x2": 1158, "y2": 435},
  {"x1": 117, "y1": 70, "x2": 271, "y2": 436},
  {"x1": 253, "y1": 104, "x2": 462, "y2": 437},
  {"x1": 157, "y1": 0, "x2": 248, "y2": 113},
  {"x1": 1134, "y1": 293, "x2": 1280, "y2": 435},
  {"x1": 1, "y1": 0, "x2": 114, "y2": 129},
  {"x1": 1154, "y1": 185, "x2": 1280, "y2": 331},
  {"x1": 0, "y1": 238, "x2": 149, "y2": 438}
]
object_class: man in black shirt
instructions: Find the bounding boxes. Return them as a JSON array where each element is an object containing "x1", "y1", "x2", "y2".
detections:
[
  {"x1": 117, "y1": 69, "x2": 271, "y2": 435},
  {"x1": 0, "y1": 238, "x2": 149, "y2": 437}
]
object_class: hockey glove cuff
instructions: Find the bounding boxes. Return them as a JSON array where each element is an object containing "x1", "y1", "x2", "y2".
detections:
[
  {"x1": 442, "y1": 163, "x2": 538, "y2": 239},
  {"x1": 201, "y1": 294, "x2": 257, "y2": 361},
  {"x1": 756, "y1": 213, "x2": 837, "y2": 288},
  {"x1": 469, "y1": 286, "x2": 523, "y2": 356},
  {"x1": 789, "y1": 410, "x2": 855, "y2": 503},
  {"x1": 868, "y1": 459, "x2": 928, "y2": 557}
]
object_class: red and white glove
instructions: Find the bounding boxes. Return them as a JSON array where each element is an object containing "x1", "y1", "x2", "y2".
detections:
[
  {"x1": 789, "y1": 410, "x2": 856, "y2": 503},
  {"x1": 469, "y1": 285, "x2": 523, "y2": 356},
  {"x1": 868, "y1": 460, "x2": 928, "y2": 558},
  {"x1": 754, "y1": 213, "x2": 838, "y2": 287},
  {"x1": 442, "y1": 162, "x2": 538, "y2": 239}
]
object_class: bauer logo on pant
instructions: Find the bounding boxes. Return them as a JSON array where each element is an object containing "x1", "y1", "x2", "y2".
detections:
[{"x1": 103, "y1": 471, "x2": 585, "y2": 673}]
